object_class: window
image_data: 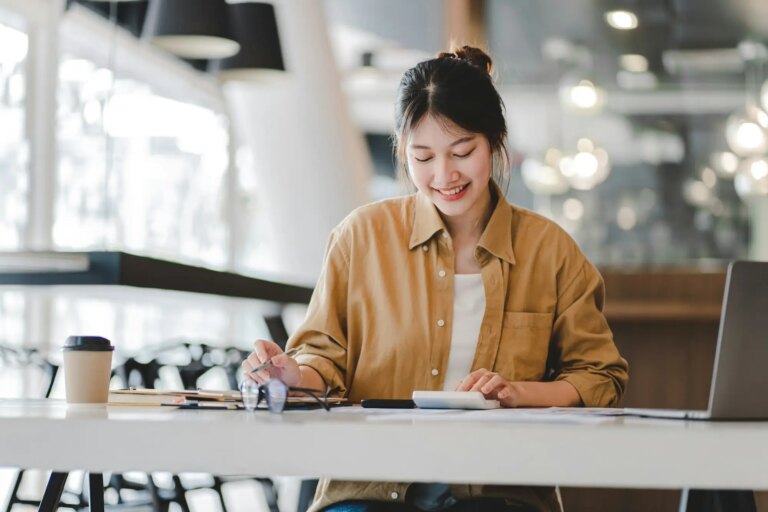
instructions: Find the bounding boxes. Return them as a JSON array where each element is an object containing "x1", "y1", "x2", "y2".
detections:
[
  {"x1": 54, "y1": 55, "x2": 230, "y2": 268},
  {"x1": 0, "y1": 20, "x2": 29, "y2": 250}
]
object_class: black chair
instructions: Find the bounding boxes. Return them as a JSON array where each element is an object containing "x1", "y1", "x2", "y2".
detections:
[
  {"x1": 106, "y1": 341, "x2": 280, "y2": 512},
  {"x1": 264, "y1": 315, "x2": 320, "y2": 512},
  {"x1": 106, "y1": 355, "x2": 193, "y2": 512},
  {"x1": 0, "y1": 344, "x2": 92, "y2": 512}
]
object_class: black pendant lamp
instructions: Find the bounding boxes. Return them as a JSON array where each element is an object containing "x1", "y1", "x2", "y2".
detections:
[
  {"x1": 208, "y1": 2, "x2": 285, "y2": 81},
  {"x1": 142, "y1": 0, "x2": 240, "y2": 60},
  {"x1": 67, "y1": 0, "x2": 149, "y2": 38}
]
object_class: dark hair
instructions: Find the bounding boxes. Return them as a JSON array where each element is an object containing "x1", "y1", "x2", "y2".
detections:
[{"x1": 393, "y1": 46, "x2": 509, "y2": 190}]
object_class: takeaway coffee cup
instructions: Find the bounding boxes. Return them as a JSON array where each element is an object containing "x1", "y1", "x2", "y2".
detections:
[{"x1": 62, "y1": 336, "x2": 114, "y2": 404}]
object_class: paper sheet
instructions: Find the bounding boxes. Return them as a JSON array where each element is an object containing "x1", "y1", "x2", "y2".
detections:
[{"x1": 331, "y1": 406, "x2": 623, "y2": 424}]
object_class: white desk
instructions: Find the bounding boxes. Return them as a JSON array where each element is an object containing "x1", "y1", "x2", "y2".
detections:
[{"x1": 1, "y1": 399, "x2": 767, "y2": 492}]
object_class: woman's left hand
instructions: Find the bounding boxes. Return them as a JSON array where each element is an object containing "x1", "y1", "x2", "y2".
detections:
[{"x1": 455, "y1": 368, "x2": 520, "y2": 407}]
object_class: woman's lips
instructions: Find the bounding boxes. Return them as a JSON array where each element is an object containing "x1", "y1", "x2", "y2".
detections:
[{"x1": 433, "y1": 183, "x2": 469, "y2": 201}]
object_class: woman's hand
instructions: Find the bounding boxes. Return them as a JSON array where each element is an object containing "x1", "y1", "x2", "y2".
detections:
[
  {"x1": 455, "y1": 368, "x2": 520, "y2": 408},
  {"x1": 456, "y1": 369, "x2": 583, "y2": 408},
  {"x1": 242, "y1": 339, "x2": 301, "y2": 387}
]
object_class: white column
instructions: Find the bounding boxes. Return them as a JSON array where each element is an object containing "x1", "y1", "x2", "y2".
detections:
[
  {"x1": 23, "y1": 0, "x2": 64, "y2": 250},
  {"x1": 748, "y1": 197, "x2": 768, "y2": 261},
  {"x1": 223, "y1": 0, "x2": 372, "y2": 284}
]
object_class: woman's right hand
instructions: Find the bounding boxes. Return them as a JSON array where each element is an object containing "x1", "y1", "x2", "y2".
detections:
[{"x1": 242, "y1": 339, "x2": 301, "y2": 387}]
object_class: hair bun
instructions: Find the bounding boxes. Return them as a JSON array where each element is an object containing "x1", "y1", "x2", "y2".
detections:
[{"x1": 437, "y1": 45, "x2": 493, "y2": 74}]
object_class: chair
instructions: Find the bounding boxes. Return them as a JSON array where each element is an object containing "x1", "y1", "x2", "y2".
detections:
[
  {"x1": 263, "y1": 314, "x2": 322, "y2": 512},
  {"x1": 106, "y1": 341, "x2": 280, "y2": 512},
  {"x1": 0, "y1": 344, "x2": 90, "y2": 511}
]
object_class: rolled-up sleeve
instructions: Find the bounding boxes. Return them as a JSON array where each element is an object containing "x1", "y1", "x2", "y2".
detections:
[
  {"x1": 552, "y1": 260, "x2": 629, "y2": 407},
  {"x1": 287, "y1": 227, "x2": 351, "y2": 395}
]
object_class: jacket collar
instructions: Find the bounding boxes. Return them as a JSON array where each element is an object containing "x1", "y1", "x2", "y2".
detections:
[{"x1": 408, "y1": 181, "x2": 516, "y2": 265}]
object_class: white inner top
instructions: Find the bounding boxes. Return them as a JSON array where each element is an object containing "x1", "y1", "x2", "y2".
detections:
[{"x1": 443, "y1": 274, "x2": 485, "y2": 391}]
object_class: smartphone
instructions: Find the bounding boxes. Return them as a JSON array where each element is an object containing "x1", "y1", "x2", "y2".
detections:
[{"x1": 360, "y1": 398, "x2": 416, "y2": 409}]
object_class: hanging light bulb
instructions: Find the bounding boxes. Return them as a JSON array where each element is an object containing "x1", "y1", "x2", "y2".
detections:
[
  {"x1": 521, "y1": 151, "x2": 569, "y2": 195},
  {"x1": 142, "y1": 0, "x2": 240, "y2": 60},
  {"x1": 727, "y1": 42, "x2": 768, "y2": 158},
  {"x1": 735, "y1": 157, "x2": 768, "y2": 198},
  {"x1": 559, "y1": 138, "x2": 611, "y2": 190},
  {"x1": 683, "y1": 179, "x2": 713, "y2": 207},
  {"x1": 560, "y1": 79, "x2": 606, "y2": 111},
  {"x1": 725, "y1": 106, "x2": 768, "y2": 157},
  {"x1": 709, "y1": 151, "x2": 740, "y2": 178},
  {"x1": 604, "y1": 10, "x2": 638, "y2": 30},
  {"x1": 762, "y1": 80, "x2": 768, "y2": 111}
]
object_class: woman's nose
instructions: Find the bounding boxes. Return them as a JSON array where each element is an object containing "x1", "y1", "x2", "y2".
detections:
[{"x1": 434, "y1": 159, "x2": 459, "y2": 185}]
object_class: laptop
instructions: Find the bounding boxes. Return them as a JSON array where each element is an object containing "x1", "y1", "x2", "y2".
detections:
[{"x1": 625, "y1": 260, "x2": 768, "y2": 420}]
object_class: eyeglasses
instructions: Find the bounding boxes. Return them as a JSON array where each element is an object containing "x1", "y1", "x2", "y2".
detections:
[{"x1": 239, "y1": 378, "x2": 334, "y2": 413}]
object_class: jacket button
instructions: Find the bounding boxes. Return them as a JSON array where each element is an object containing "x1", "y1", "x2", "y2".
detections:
[
  {"x1": 390, "y1": 491, "x2": 399, "y2": 500},
  {"x1": 437, "y1": 319, "x2": 445, "y2": 327},
  {"x1": 431, "y1": 368, "x2": 439, "y2": 376},
  {"x1": 422, "y1": 245, "x2": 428, "y2": 252}
]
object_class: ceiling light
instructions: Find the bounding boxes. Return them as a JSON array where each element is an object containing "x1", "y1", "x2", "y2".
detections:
[
  {"x1": 761, "y1": 80, "x2": 768, "y2": 112},
  {"x1": 710, "y1": 151, "x2": 739, "y2": 178},
  {"x1": 208, "y1": 2, "x2": 286, "y2": 82},
  {"x1": 616, "y1": 205, "x2": 637, "y2": 230},
  {"x1": 521, "y1": 157, "x2": 569, "y2": 195},
  {"x1": 701, "y1": 167, "x2": 717, "y2": 188},
  {"x1": 735, "y1": 158, "x2": 768, "y2": 198},
  {"x1": 576, "y1": 137, "x2": 594, "y2": 153},
  {"x1": 563, "y1": 198, "x2": 584, "y2": 221},
  {"x1": 570, "y1": 81, "x2": 598, "y2": 108},
  {"x1": 558, "y1": 141, "x2": 611, "y2": 191},
  {"x1": 562, "y1": 79, "x2": 605, "y2": 111},
  {"x1": 69, "y1": 0, "x2": 149, "y2": 38},
  {"x1": 605, "y1": 10, "x2": 638, "y2": 30},
  {"x1": 142, "y1": 0, "x2": 240, "y2": 60},
  {"x1": 683, "y1": 179, "x2": 712, "y2": 207},
  {"x1": 620, "y1": 54, "x2": 648, "y2": 72},
  {"x1": 725, "y1": 109, "x2": 768, "y2": 157}
]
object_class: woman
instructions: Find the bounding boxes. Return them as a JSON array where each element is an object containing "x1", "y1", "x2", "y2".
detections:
[{"x1": 243, "y1": 46, "x2": 628, "y2": 512}]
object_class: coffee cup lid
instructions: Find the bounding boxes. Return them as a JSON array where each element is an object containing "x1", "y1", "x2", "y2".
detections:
[{"x1": 63, "y1": 336, "x2": 115, "y2": 352}]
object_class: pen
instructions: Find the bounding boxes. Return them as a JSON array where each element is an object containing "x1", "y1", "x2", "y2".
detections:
[{"x1": 249, "y1": 347, "x2": 300, "y2": 374}]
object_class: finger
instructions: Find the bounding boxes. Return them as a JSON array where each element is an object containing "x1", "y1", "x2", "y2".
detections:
[
  {"x1": 242, "y1": 361, "x2": 264, "y2": 383},
  {"x1": 469, "y1": 373, "x2": 495, "y2": 393},
  {"x1": 481, "y1": 375, "x2": 507, "y2": 395},
  {"x1": 242, "y1": 360, "x2": 257, "y2": 380},
  {"x1": 245, "y1": 351, "x2": 265, "y2": 369},
  {"x1": 455, "y1": 369, "x2": 489, "y2": 391},
  {"x1": 252, "y1": 339, "x2": 279, "y2": 362},
  {"x1": 270, "y1": 354, "x2": 291, "y2": 368}
]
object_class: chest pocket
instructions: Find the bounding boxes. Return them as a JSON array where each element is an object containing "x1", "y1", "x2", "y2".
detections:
[{"x1": 493, "y1": 311, "x2": 554, "y2": 381}]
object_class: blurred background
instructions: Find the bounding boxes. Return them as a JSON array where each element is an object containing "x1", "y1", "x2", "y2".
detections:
[{"x1": 1, "y1": 0, "x2": 768, "y2": 510}]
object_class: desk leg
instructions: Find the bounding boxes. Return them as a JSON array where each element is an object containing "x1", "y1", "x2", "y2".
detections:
[
  {"x1": 680, "y1": 489, "x2": 756, "y2": 512},
  {"x1": 88, "y1": 473, "x2": 104, "y2": 512},
  {"x1": 38, "y1": 471, "x2": 68, "y2": 512}
]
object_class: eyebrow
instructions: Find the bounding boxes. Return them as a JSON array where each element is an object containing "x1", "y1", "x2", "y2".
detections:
[{"x1": 409, "y1": 136, "x2": 475, "y2": 150}]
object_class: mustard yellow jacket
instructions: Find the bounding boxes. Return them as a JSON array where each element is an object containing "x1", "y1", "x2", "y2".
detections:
[{"x1": 289, "y1": 185, "x2": 629, "y2": 512}]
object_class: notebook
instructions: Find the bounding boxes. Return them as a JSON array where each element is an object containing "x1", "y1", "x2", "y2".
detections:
[{"x1": 625, "y1": 261, "x2": 768, "y2": 420}]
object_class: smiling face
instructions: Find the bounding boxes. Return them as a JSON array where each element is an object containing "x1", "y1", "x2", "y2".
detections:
[{"x1": 406, "y1": 114, "x2": 493, "y2": 226}]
